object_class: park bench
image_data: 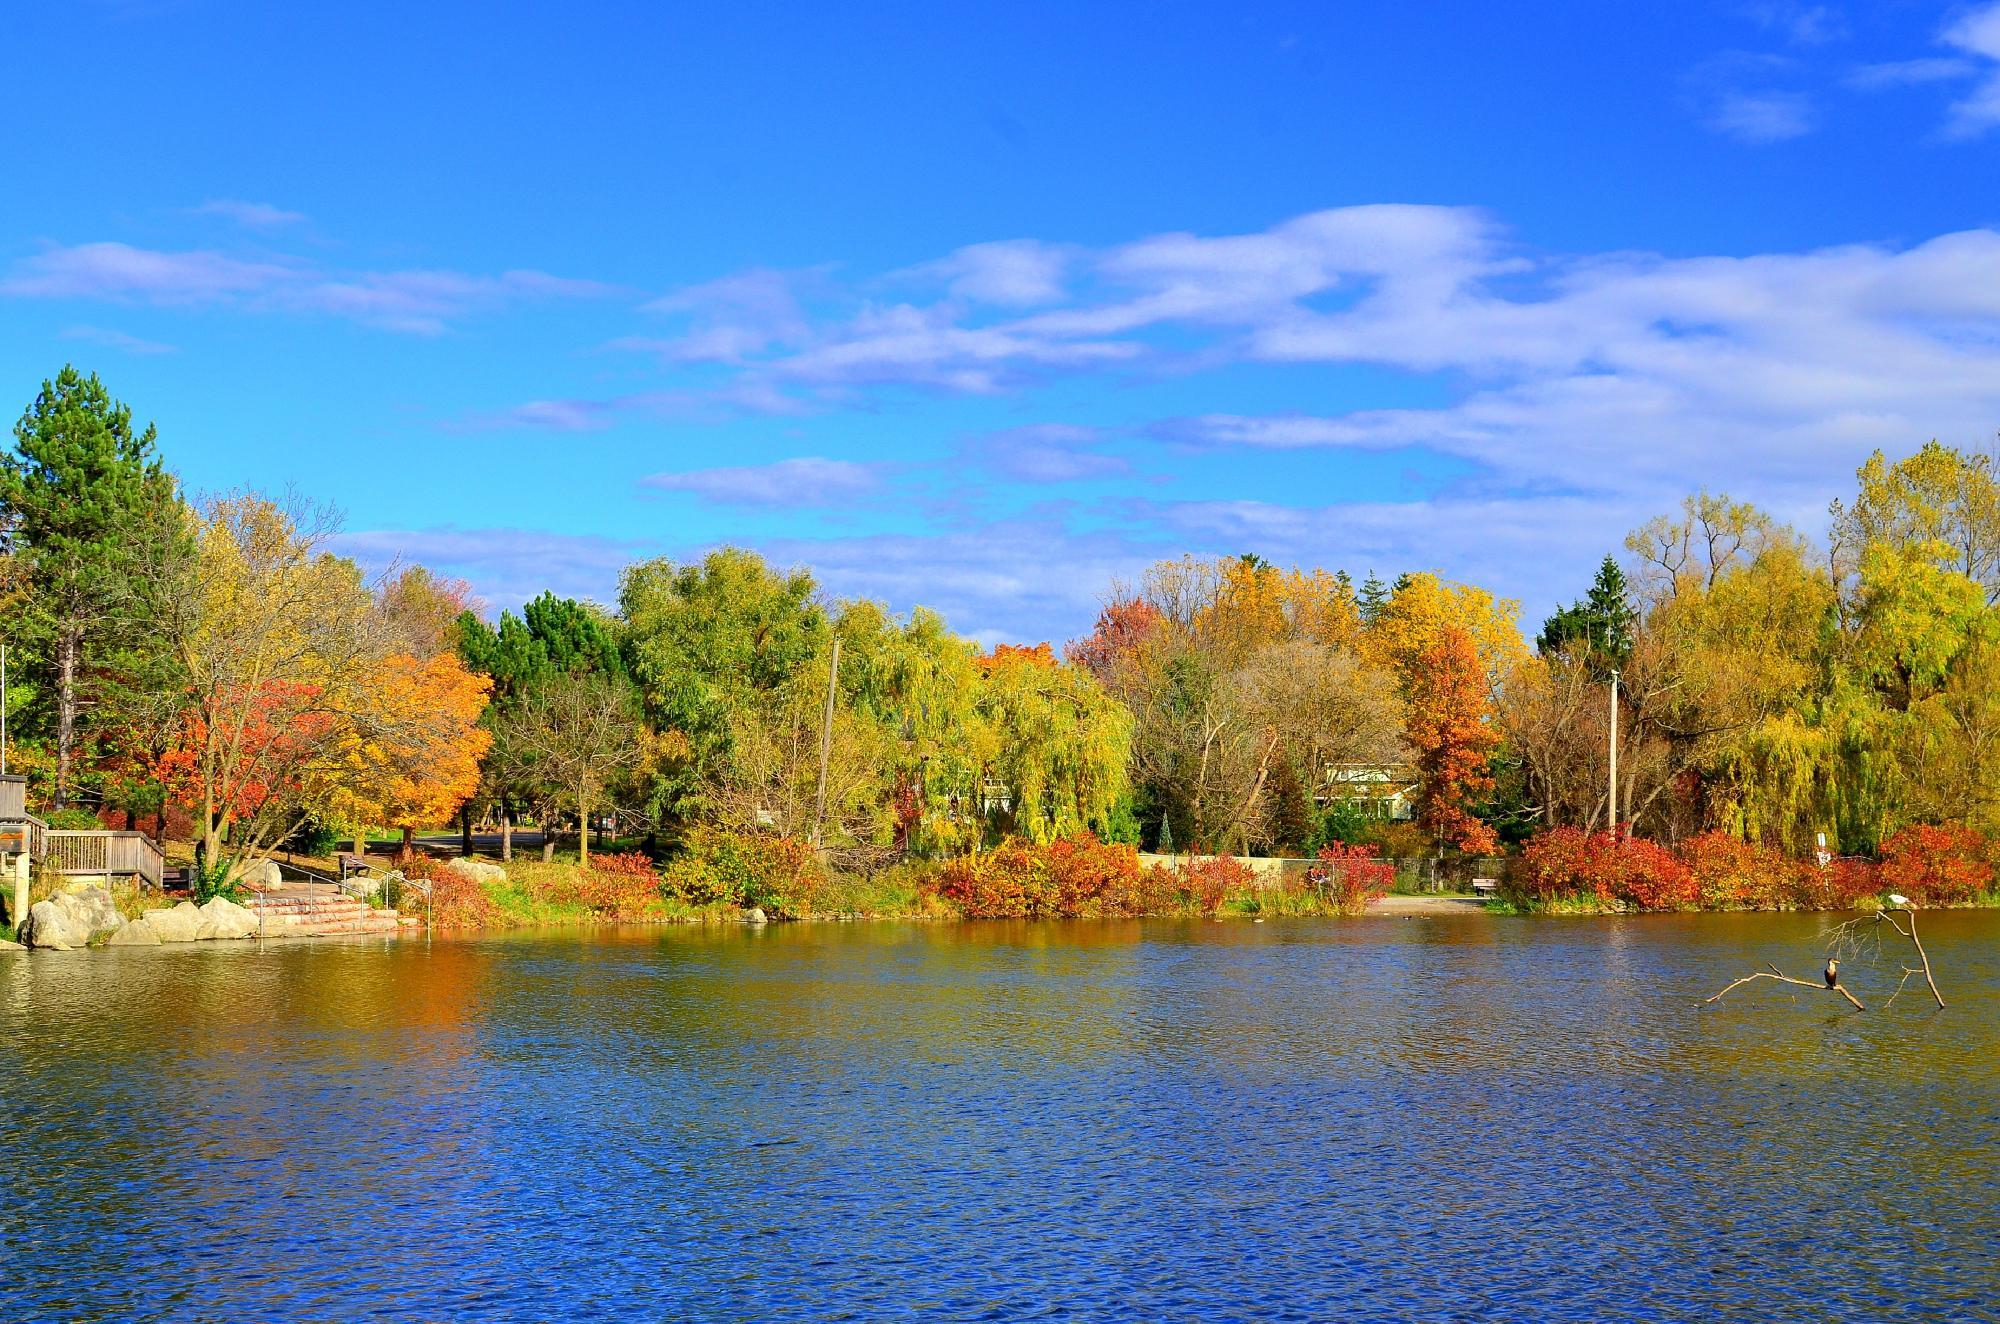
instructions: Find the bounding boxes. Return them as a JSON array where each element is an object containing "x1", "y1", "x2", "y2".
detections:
[
  {"x1": 337, "y1": 852, "x2": 371, "y2": 880},
  {"x1": 1471, "y1": 878, "x2": 1500, "y2": 900}
]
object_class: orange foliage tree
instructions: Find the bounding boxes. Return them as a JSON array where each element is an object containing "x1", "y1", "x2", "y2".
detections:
[
  {"x1": 329, "y1": 651, "x2": 492, "y2": 858},
  {"x1": 1405, "y1": 626, "x2": 1500, "y2": 854}
]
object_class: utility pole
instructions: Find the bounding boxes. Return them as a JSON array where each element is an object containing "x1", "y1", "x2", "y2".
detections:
[
  {"x1": 811, "y1": 637, "x2": 841, "y2": 847},
  {"x1": 1608, "y1": 667, "x2": 1620, "y2": 834}
]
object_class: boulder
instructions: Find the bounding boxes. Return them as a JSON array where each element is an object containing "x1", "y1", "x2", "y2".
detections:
[
  {"x1": 742, "y1": 907, "x2": 769, "y2": 925},
  {"x1": 445, "y1": 857, "x2": 508, "y2": 885},
  {"x1": 19, "y1": 886, "x2": 122, "y2": 950},
  {"x1": 143, "y1": 901, "x2": 215, "y2": 943},
  {"x1": 0, "y1": 938, "x2": 25, "y2": 952},
  {"x1": 107, "y1": 918, "x2": 162, "y2": 946},
  {"x1": 239, "y1": 859, "x2": 284, "y2": 891},
  {"x1": 197, "y1": 896, "x2": 261, "y2": 940}
]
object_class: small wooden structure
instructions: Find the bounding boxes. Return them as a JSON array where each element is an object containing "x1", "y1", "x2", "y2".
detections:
[{"x1": 0, "y1": 774, "x2": 167, "y2": 890}]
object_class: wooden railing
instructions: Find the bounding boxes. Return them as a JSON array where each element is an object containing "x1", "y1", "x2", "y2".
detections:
[{"x1": 45, "y1": 830, "x2": 165, "y2": 890}]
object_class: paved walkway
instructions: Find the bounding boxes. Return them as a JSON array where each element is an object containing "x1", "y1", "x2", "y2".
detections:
[{"x1": 1368, "y1": 893, "x2": 1494, "y2": 916}]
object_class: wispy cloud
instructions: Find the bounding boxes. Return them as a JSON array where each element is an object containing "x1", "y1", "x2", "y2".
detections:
[
  {"x1": 1738, "y1": 2, "x2": 1845, "y2": 47},
  {"x1": 1684, "y1": 53, "x2": 1814, "y2": 142},
  {"x1": 969, "y1": 424, "x2": 1130, "y2": 483},
  {"x1": 1943, "y1": 1, "x2": 2000, "y2": 137},
  {"x1": 640, "y1": 456, "x2": 882, "y2": 507},
  {"x1": 901, "y1": 239, "x2": 1075, "y2": 307},
  {"x1": 1845, "y1": 57, "x2": 1975, "y2": 91},
  {"x1": 0, "y1": 241, "x2": 617, "y2": 334},
  {"x1": 333, "y1": 525, "x2": 648, "y2": 613},
  {"x1": 191, "y1": 199, "x2": 307, "y2": 229},
  {"x1": 59, "y1": 323, "x2": 176, "y2": 355}
]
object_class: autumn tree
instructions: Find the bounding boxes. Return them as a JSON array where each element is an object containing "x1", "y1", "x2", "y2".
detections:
[
  {"x1": 140, "y1": 494, "x2": 382, "y2": 869},
  {"x1": 1406, "y1": 626, "x2": 1499, "y2": 855}
]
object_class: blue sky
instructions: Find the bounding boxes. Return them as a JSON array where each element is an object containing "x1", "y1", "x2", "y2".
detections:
[{"x1": 6, "y1": 0, "x2": 2000, "y2": 643}]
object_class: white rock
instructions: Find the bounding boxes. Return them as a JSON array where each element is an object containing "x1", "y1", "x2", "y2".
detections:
[
  {"x1": 445, "y1": 857, "x2": 508, "y2": 885},
  {"x1": 19, "y1": 886, "x2": 122, "y2": 950},
  {"x1": 143, "y1": 901, "x2": 215, "y2": 943},
  {"x1": 197, "y1": 896, "x2": 261, "y2": 940},
  {"x1": 742, "y1": 907, "x2": 769, "y2": 925},
  {"x1": 238, "y1": 859, "x2": 284, "y2": 890},
  {"x1": 0, "y1": 938, "x2": 25, "y2": 951},
  {"x1": 107, "y1": 918, "x2": 162, "y2": 946}
]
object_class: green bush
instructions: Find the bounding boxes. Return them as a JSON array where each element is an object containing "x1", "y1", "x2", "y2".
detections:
[
  {"x1": 44, "y1": 807, "x2": 105, "y2": 830},
  {"x1": 661, "y1": 827, "x2": 827, "y2": 917}
]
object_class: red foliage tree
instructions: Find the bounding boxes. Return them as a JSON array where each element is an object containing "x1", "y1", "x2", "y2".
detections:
[{"x1": 1064, "y1": 598, "x2": 1163, "y2": 683}]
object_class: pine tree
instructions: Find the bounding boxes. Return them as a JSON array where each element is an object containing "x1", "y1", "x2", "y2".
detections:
[
  {"x1": 1536, "y1": 555, "x2": 1636, "y2": 670},
  {"x1": 1, "y1": 368, "x2": 178, "y2": 806},
  {"x1": 1358, "y1": 571, "x2": 1389, "y2": 624}
]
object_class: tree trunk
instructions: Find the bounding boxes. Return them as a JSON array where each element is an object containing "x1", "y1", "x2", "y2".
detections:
[
  {"x1": 500, "y1": 801, "x2": 513, "y2": 863},
  {"x1": 399, "y1": 824, "x2": 414, "y2": 862},
  {"x1": 355, "y1": 829, "x2": 367, "y2": 859},
  {"x1": 460, "y1": 803, "x2": 472, "y2": 856},
  {"x1": 577, "y1": 791, "x2": 590, "y2": 868},
  {"x1": 53, "y1": 627, "x2": 79, "y2": 809}
]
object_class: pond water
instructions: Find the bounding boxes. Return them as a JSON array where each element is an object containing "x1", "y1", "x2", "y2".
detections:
[{"x1": 4, "y1": 912, "x2": 1998, "y2": 1321}]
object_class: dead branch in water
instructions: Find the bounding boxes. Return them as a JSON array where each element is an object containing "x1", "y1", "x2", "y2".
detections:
[
  {"x1": 1829, "y1": 906, "x2": 1944, "y2": 1009},
  {"x1": 1704, "y1": 965, "x2": 1865, "y2": 1011}
]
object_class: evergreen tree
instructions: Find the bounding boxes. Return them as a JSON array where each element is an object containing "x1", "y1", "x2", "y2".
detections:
[
  {"x1": 0, "y1": 368, "x2": 178, "y2": 806},
  {"x1": 1358, "y1": 571, "x2": 1389, "y2": 624},
  {"x1": 1537, "y1": 555, "x2": 1636, "y2": 669}
]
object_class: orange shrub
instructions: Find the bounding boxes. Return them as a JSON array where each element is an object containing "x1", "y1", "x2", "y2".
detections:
[
  {"x1": 404, "y1": 857, "x2": 497, "y2": 928},
  {"x1": 1880, "y1": 823, "x2": 1994, "y2": 906},
  {"x1": 930, "y1": 837, "x2": 1145, "y2": 918}
]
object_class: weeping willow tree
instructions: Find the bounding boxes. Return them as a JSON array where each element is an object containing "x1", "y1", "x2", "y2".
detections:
[{"x1": 976, "y1": 645, "x2": 1131, "y2": 844}]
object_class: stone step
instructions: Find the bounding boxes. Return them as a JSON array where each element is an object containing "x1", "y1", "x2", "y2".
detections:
[
  {"x1": 248, "y1": 896, "x2": 372, "y2": 912},
  {"x1": 258, "y1": 913, "x2": 403, "y2": 936}
]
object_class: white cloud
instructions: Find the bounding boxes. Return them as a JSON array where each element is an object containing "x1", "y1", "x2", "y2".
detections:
[
  {"x1": 904, "y1": 239, "x2": 1074, "y2": 307},
  {"x1": 1943, "y1": 1, "x2": 2000, "y2": 136},
  {"x1": 1706, "y1": 88, "x2": 1815, "y2": 141},
  {"x1": 192, "y1": 199, "x2": 307, "y2": 229},
  {"x1": 1845, "y1": 57, "x2": 1975, "y2": 90},
  {"x1": 1, "y1": 241, "x2": 614, "y2": 333},
  {"x1": 968, "y1": 424, "x2": 1130, "y2": 483},
  {"x1": 640, "y1": 456, "x2": 882, "y2": 507},
  {"x1": 59, "y1": 324, "x2": 176, "y2": 355},
  {"x1": 333, "y1": 526, "x2": 645, "y2": 613}
]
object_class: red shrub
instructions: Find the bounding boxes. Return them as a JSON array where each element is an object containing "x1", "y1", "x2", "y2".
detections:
[
  {"x1": 1615, "y1": 836, "x2": 1696, "y2": 909},
  {"x1": 1880, "y1": 823, "x2": 1994, "y2": 906},
  {"x1": 1306, "y1": 843, "x2": 1394, "y2": 914},
  {"x1": 1791, "y1": 855, "x2": 1880, "y2": 910},
  {"x1": 1679, "y1": 831, "x2": 1809, "y2": 909},
  {"x1": 1173, "y1": 855, "x2": 1252, "y2": 915},
  {"x1": 930, "y1": 837, "x2": 1170, "y2": 917},
  {"x1": 1516, "y1": 827, "x2": 1693, "y2": 910}
]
